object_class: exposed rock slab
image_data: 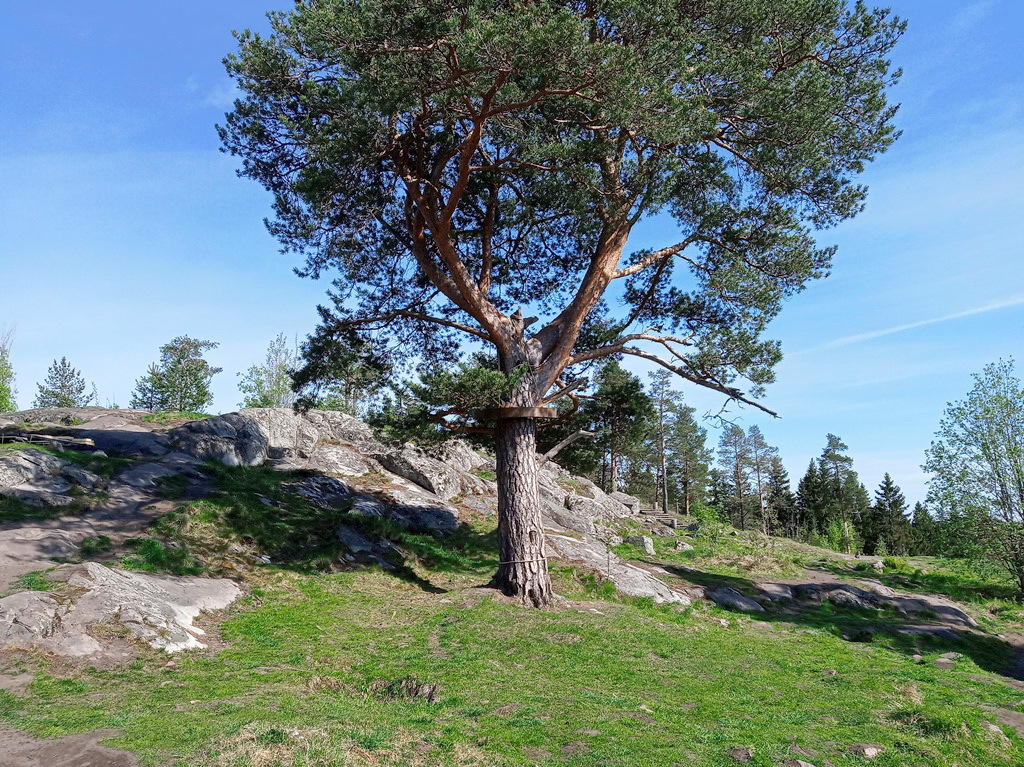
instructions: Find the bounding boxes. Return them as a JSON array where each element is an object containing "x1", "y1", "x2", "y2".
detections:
[
  {"x1": 168, "y1": 413, "x2": 268, "y2": 466},
  {"x1": 545, "y1": 533, "x2": 690, "y2": 605},
  {"x1": 0, "y1": 562, "x2": 241, "y2": 657},
  {"x1": 306, "y1": 443, "x2": 373, "y2": 476},
  {"x1": 374, "y1": 444, "x2": 464, "y2": 501}
]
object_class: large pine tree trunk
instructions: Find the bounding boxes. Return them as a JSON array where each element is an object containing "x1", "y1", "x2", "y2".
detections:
[
  {"x1": 493, "y1": 415, "x2": 552, "y2": 607},
  {"x1": 490, "y1": 337, "x2": 553, "y2": 608}
]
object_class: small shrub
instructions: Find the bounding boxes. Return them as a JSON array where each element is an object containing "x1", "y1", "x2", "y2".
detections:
[
  {"x1": 883, "y1": 556, "x2": 910, "y2": 572},
  {"x1": 580, "y1": 572, "x2": 618, "y2": 600},
  {"x1": 14, "y1": 570, "x2": 52, "y2": 592},
  {"x1": 120, "y1": 538, "x2": 202, "y2": 575},
  {"x1": 79, "y1": 535, "x2": 113, "y2": 558}
]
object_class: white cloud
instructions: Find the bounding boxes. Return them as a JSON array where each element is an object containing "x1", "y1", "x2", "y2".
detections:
[{"x1": 794, "y1": 295, "x2": 1024, "y2": 355}]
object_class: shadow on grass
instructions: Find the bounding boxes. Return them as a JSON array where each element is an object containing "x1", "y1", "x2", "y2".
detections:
[
  {"x1": 643, "y1": 560, "x2": 1022, "y2": 679},
  {"x1": 820, "y1": 560, "x2": 1020, "y2": 606},
  {"x1": 153, "y1": 462, "x2": 499, "y2": 595}
]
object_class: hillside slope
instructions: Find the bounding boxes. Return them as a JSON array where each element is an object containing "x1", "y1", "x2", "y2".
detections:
[{"x1": 1, "y1": 408, "x2": 1024, "y2": 766}]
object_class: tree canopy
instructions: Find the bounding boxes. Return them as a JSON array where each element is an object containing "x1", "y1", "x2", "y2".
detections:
[
  {"x1": 33, "y1": 357, "x2": 93, "y2": 409},
  {"x1": 924, "y1": 359, "x2": 1024, "y2": 588},
  {"x1": 221, "y1": 0, "x2": 903, "y2": 606},
  {"x1": 220, "y1": 0, "x2": 903, "y2": 411}
]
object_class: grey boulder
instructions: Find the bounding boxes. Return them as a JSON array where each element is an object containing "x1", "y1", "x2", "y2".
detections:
[
  {"x1": 169, "y1": 413, "x2": 268, "y2": 466},
  {"x1": 707, "y1": 587, "x2": 765, "y2": 613},
  {"x1": 545, "y1": 533, "x2": 690, "y2": 605},
  {"x1": 625, "y1": 536, "x2": 656, "y2": 556}
]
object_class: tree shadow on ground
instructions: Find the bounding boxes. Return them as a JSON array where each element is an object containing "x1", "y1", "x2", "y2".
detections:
[
  {"x1": 648, "y1": 560, "x2": 1021, "y2": 679},
  {"x1": 152, "y1": 462, "x2": 500, "y2": 595},
  {"x1": 818, "y1": 560, "x2": 1020, "y2": 606}
]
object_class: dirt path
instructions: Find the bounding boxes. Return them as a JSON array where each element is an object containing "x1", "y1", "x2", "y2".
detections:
[{"x1": 0, "y1": 726, "x2": 140, "y2": 767}]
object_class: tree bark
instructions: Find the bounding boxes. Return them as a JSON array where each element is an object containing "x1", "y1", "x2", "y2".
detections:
[
  {"x1": 493, "y1": 415, "x2": 552, "y2": 607},
  {"x1": 490, "y1": 330, "x2": 553, "y2": 608}
]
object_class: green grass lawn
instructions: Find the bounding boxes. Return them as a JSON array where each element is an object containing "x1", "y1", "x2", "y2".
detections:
[
  {"x1": 3, "y1": 557, "x2": 1024, "y2": 766},
  {"x1": 3, "y1": 464, "x2": 1024, "y2": 765}
]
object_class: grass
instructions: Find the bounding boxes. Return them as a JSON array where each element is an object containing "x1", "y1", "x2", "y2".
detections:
[
  {"x1": 120, "y1": 538, "x2": 203, "y2": 576},
  {"x1": 11, "y1": 569, "x2": 53, "y2": 593},
  {"x1": 0, "y1": 495, "x2": 69, "y2": 523},
  {"x1": 1, "y1": 562, "x2": 1022, "y2": 767},
  {"x1": 0, "y1": 441, "x2": 136, "y2": 478},
  {"x1": 141, "y1": 411, "x2": 211, "y2": 426},
  {"x1": 4, "y1": 467, "x2": 1024, "y2": 765},
  {"x1": 611, "y1": 525, "x2": 808, "y2": 581}
]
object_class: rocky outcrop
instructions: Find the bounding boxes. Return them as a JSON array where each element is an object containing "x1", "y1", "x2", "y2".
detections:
[
  {"x1": 168, "y1": 413, "x2": 269, "y2": 467},
  {"x1": 0, "y1": 449, "x2": 102, "y2": 506},
  {"x1": 4, "y1": 406, "x2": 672, "y2": 618},
  {"x1": 0, "y1": 562, "x2": 241, "y2": 657},
  {"x1": 545, "y1": 533, "x2": 690, "y2": 605}
]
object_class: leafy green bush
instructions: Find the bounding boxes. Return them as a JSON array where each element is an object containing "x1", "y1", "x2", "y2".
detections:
[{"x1": 120, "y1": 538, "x2": 202, "y2": 576}]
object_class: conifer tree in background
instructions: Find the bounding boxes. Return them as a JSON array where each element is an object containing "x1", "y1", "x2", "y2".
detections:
[
  {"x1": 292, "y1": 328, "x2": 390, "y2": 417},
  {"x1": 910, "y1": 502, "x2": 935, "y2": 556},
  {"x1": 718, "y1": 425, "x2": 754, "y2": 530},
  {"x1": 766, "y1": 457, "x2": 798, "y2": 538},
  {"x1": 129, "y1": 364, "x2": 165, "y2": 410},
  {"x1": 239, "y1": 333, "x2": 299, "y2": 409},
  {"x1": 33, "y1": 357, "x2": 94, "y2": 408},
  {"x1": 866, "y1": 473, "x2": 911, "y2": 555},
  {"x1": 747, "y1": 425, "x2": 780, "y2": 536},
  {"x1": 796, "y1": 460, "x2": 826, "y2": 535},
  {"x1": 130, "y1": 337, "x2": 222, "y2": 413},
  {"x1": 648, "y1": 370, "x2": 681, "y2": 512},
  {"x1": 843, "y1": 476, "x2": 871, "y2": 554},
  {"x1": 0, "y1": 328, "x2": 16, "y2": 412},
  {"x1": 819, "y1": 434, "x2": 858, "y2": 552},
  {"x1": 665, "y1": 401, "x2": 711, "y2": 516},
  {"x1": 585, "y1": 362, "x2": 655, "y2": 494}
]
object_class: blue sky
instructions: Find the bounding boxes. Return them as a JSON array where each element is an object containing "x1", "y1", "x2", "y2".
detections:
[{"x1": 1, "y1": 1, "x2": 1022, "y2": 505}]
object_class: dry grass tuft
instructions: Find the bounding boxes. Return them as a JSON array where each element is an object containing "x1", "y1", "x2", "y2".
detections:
[{"x1": 212, "y1": 724, "x2": 499, "y2": 767}]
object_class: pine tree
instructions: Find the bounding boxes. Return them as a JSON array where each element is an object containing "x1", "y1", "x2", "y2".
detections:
[
  {"x1": 819, "y1": 434, "x2": 857, "y2": 552},
  {"x1": 796, "y1": 460, "x2": 826, "y2": 537},
  {"x1": 33, "y1": 357, "x2": 93, "y2": 408},
  {"x1": 585, "y1": 361, "x2": 655, "y2": 493},
  {"x1": 747, "y1": 425, "x2": 780, "y2": 536},
  {"x1": 665, "y1": 401, "x2": 711, "y2": 516},
  {"x1": 220, "y1": 0, "x2": 905, "y2": 607},
  {"x1": 292, "y1": 327, "x2": 390, "y2": 416},
  {"x1": 131, "y1": 337, "x2": 222, "y2": 413},
  {"x1": 718, "y1": 425, "x2": 754, "y2": 530},
  {"x1": 130, "y1": 364, "x2": 166, "y2": 410},
  {"x1": 648, "y1": 371, "x2": 683, "y2": 512}
]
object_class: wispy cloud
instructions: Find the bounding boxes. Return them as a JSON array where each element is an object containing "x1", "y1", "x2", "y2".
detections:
[
  {"x1": 795, "y1": 295, "x2": 1024, "y2": 355},
  {"x1": 950, "y1": 0, "x2": 996, "y2": 35},
  {"x1": 204, "y1": 80, "x2": 239, "y2": 109}
]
